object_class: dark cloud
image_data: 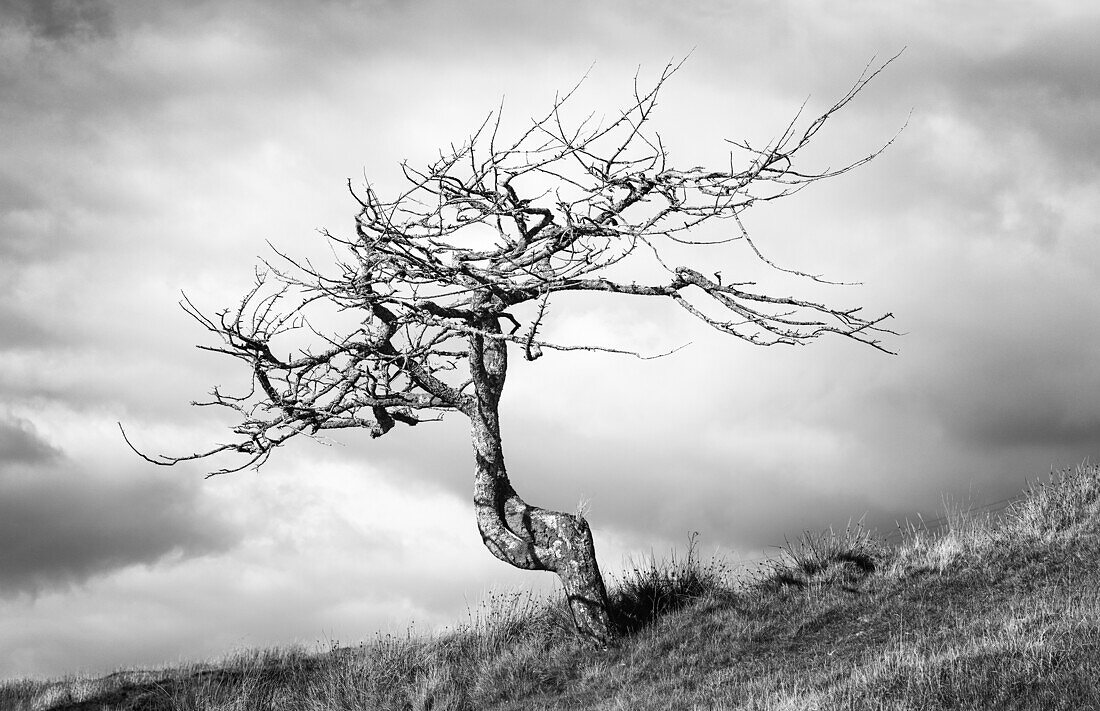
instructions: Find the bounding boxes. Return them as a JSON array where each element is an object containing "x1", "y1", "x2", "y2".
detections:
[
  {"x1": 0, "y1": 415, "x2": 60, "y2": 464},
  {"x1": 962, "y1": 393, "x2": 1100, "y2": 451},
  {"x1": 0, "y1": 417, "x2": 242, "y2": 595},
  {"x1": 938, "y1": 19, "x2": 1100, "y2": 175},
  {"x1": 930, "y1": 345, "x2": 1100, "y2": 453},
  {"x1": 0, "y1": 0, "x2": 114, "y2": 39}
]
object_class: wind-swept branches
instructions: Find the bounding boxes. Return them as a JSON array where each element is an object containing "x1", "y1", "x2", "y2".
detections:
[{"x1": 132, "y1": 57, "x2": 900, "y2": 473}]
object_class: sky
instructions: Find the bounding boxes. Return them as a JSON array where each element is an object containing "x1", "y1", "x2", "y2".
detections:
[{"x1": 2, "y1": 0, "x2": 1100, "y2": 678}]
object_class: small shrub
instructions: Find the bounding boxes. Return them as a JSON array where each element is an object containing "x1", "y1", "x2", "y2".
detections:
[
  {"x1": 607, "y1": 532, "x2": 728, "y2": 634},
  {"x1": 768, "y1": 518, "x2": 880, "y2": 589}
]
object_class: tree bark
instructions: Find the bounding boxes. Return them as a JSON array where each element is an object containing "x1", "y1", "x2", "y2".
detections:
[{"x1": 466, "y1": 324, "x2": 612, "y2": 643}]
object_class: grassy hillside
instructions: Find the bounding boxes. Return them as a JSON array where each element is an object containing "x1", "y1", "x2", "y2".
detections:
[{"x1": 5, "y1": 463, "x2": 1100, "y2": 710}]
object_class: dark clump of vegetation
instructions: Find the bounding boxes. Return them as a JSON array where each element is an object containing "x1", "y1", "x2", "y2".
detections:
[
  {"x1": 607, "y1": 532, "x2": 730, "y2": 635},
  {"x1": 5, "y1": 463, "x2": 1100, "y2": 710},
  {"x1": 766, "y1": 518, "x2": 879, "y2": 591}
]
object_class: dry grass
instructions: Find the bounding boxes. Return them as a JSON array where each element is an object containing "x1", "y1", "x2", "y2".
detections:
[
  {"x1": 5, "y1": 463, "x2": 1100, "y2": 710},
  {"x1": 1003, "y1": 462, "x2": 1100, "y2": 541}
]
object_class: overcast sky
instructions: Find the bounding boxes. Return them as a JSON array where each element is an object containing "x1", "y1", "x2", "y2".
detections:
[{"x1": 3, "y1": 0, "x2": 1099, "y2": 678}]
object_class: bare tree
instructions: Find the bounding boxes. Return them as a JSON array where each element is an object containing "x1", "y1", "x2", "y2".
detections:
[{"x1": 125, "y1": 58, "x2": 899, "y2": 643}]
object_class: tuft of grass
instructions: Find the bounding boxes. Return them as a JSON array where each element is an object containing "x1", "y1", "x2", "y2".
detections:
[
  {"x1": 766, "y1": 518, "x2": 880, "y2": 591},
  {"x1": 607, "y1": 532, "x2": 730, "y2": 634}
]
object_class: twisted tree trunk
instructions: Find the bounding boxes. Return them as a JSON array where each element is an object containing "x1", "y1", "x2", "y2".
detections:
[{"x1": 466, "y1": 325, "x2": 612, "y2": 643}]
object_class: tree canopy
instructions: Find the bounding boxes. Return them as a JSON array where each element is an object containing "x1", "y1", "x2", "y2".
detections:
[{"x1": 127, "y1": 58, "x2": 898, "y2": 475}]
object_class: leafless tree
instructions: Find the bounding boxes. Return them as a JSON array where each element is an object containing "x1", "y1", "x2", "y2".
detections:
[{"x1": 124, "y1": 58, "x2": 900, "y2": 642}]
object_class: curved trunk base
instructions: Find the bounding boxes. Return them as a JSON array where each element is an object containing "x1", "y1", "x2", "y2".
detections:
[{"x1": 477, "y1": 496, "x2": 611, "y2": 643}]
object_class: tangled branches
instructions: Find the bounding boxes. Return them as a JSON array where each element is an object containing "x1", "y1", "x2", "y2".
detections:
[{"x1": 124, "y1": 56, "x2": 901, "y2": 474}]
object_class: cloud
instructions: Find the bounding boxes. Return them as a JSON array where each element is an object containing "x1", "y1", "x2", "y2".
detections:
[
  {"x1": 0, "y1": 414, "x2": 60, "y2": 464},
  {"x1": 0, "y1": 414, "x2": 242, "y2": 596},
  {"x1": 918, "y1": 329, "x2": 1100, "y2": 455},
  {"x1": 933, "y1": 18, "x2": 1100, "y2": 175},
  {"x1": 0, "y1": 446, "x2": 563, "y2": 677},
  {"x1": 0, "y1": 0, "x2": 115, "y2": 40}
]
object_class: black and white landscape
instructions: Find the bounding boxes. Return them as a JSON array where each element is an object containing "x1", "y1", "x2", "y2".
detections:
[{"x1": 1, "y1": 0, "x2": 1098, "y2": 682}]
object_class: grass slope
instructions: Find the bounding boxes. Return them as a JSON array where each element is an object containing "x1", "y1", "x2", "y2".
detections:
[{"x1": 5, "y1": 464, "x2": 1100, "y2": 710}]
